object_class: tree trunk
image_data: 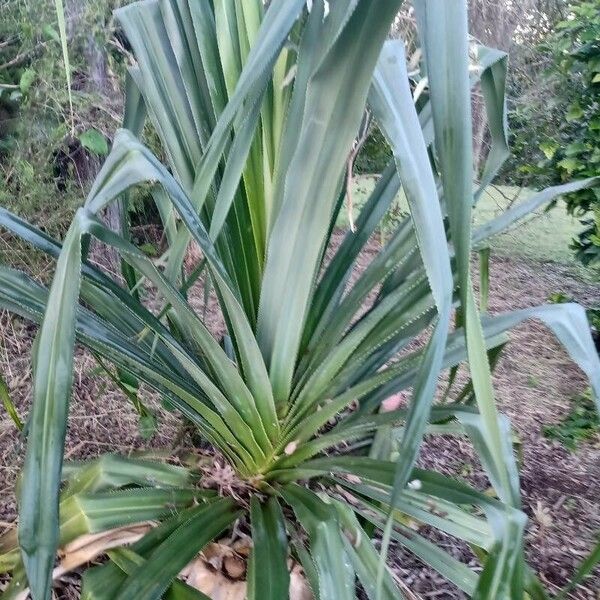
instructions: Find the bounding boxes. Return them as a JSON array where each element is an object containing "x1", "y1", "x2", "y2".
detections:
[{"x1": 66, "y1": 0, "x2": 121, "y2": 272}]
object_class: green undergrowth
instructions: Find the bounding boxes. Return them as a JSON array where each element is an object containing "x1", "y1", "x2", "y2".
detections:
[{"x1": 543, "y1": 389, "x2": 600, "y2": 451}]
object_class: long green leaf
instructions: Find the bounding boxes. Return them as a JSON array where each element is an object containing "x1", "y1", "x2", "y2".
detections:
[
  {"x1": 369, "y1": 37, "x2": 456, "y2": 593},
  {"x1": 475, "y1": 46, "x2": 510, "y2": 197},
  {"x1": 248, "y1": 497, "x2": 289, "y2": 600},
  {"x1": 18, "y1": 210, "x2": 87, "y2": 600},
  {"x1": 282, "y1": 485, "x2": 356, "y2": 600},
  {"x1": 278, "y1": 457, "x2": 526, "y2": 597},
  {"x1": 59, "y1": 487, "x2": 197, "y2": 544},
  {"x1": 0, "y1": 371, "x2": 23, "y2": 431},
  {"x1": 114, "y1": 498, "x2": 240, "y2": 600},
  {"x1": 481, "y1": 305, "x2": 600, "y2": 409},
  {"x1": 557, "y1": 537, "x2": 600, "y2": 600},
  {"x1": 333, "y1": 501, "x2": 404, "y2": 600},
  {"x1": 86, "y1": 131, "x2": 278, "y2": 438},
  {"x1": 0, "y1": 266, "x2": 252, "y2": 473},
  {"x1": 474, "y1": 177, "x2": 600, "y2": 245},
  {"x1": 82, "y1": 504, "x2": 213, "y2": 599},
  {"x1": 62, "y1": 454, "x2": 192, "y2": 497},
  {"x1": 53, "y1": 0, "x2": 73, "y2": 129},
  {"x1": 415, "y1": 0, "x2": 519, "y2": 518},
  {"x1": 257, "y1": 0, "x2": 402, "y2": 403}
]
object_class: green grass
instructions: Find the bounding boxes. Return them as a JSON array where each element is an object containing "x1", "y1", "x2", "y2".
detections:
[
  {"x1": 473, "y1": 184, "x2": 587, "y2": 266},
  {"x1": 543, "y1": 390, "x2": 600, "y2": 451},
  {"x1": 346, "y1": 177, "x2": 599, "y2": 280}
]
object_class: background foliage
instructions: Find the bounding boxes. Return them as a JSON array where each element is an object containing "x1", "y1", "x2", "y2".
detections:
[
  {"x1": 2, "y1": 0, "x2": 600, "y2": 269},
  {"x1": 502, "y1": 0, "x2": 600, "y2": 266},
  {"x1": 0, "y1": 0, "x2": 132, "y2": 275}
]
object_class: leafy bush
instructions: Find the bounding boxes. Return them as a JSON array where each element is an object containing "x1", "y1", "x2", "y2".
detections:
[
  {"x1": 0, "y1": 1, "x2": 80, "y2": 240},
  {"x1": 0, "y1": 0, "x2": 126, "y2": 272},
  {"x1": 354, "y1": 122, "x2": 393, "y2": 174},
  {"x1": 0, "y1": 1, "x2": 599, "y2": 599},
  {"x1": 504, "y1": 0, "x2": 600, "y2": 266}
]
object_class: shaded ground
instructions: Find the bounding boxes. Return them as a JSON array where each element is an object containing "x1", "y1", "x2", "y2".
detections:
[
  {"x1": 488, "y1": 257, "x2": 599, "y2": 597},
  {"x1": 0, "y1": 231, "x2": 599, "y2": 597}
]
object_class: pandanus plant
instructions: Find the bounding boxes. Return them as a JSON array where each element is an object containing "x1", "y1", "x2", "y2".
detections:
[{"x1": 0, "y1": 0, "x2": 599, "y2": 598}]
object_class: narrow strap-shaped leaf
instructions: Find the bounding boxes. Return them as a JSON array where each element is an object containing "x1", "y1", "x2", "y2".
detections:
[
  {"x1": 84, "y1": 547, "x2": 211, "y2": 600},
  {"x1": 0, "y1": 206, "x2": 195, "y2": 374},
  {"x1": 415, "y1": 0, "x2": 519, "y2": 514},
  {"x1": 114, "y1": 498, "x2": 240, "y2": 600},
  {"x1": 301, "y1": 160, "x2": 400, "y2": 352},
  {"x1": 248, "y1": 497, "x2": 289, "y2": 600},
  {"x1": 17, "y1": 210, "x2": 87, "y2": 600},
  {"x1": 116, "y1": 0, "x2": 201, "y2": 188},
  {"x1": 481, "y1": 304, "x2": 600, "y2": 408},
  {"x1": 208, "y1": 93, "x2": 264, "y2": 242},
  {"x1": 368, "y1": 43, "x2": 454, "y2": 578},
  {"x1": 297, "y1": 217, "x2": 416, "y2": 385},
  {"x1": 370, "y1": 41, "x2": 452, "y2": 316},
  {"x1": 289, "y1": 273, "x2": 434, "y2": 422},
  {"x1": 279, "y1": 458, "x2": 526, "y2": 597},
  {"x1": 214, "y1": 0, "x2": 243, "y2": 98},
  {"x1": 52, "y1": 0, "x2": 73, "y2": 126},
  {"x1": 474, "y1": 46, "x2": 510, "y2": 199},
  {"x1": 188, "y1": 0, "x2": 227, "y2": 121},
  {"x1": 188, "y1": 0, "x2": 306, "y2": 212},
  {"x1": 258, "y1": 0, "x2": 403, "y2": 403},
  {"x1": 84, "y1": 218, "x2": 274, "y2": 456},
  {"x1": 278, "y1": 330, "x2": 508, "y2": 463},
  {"x1": 374, "y1": 320, "x2": 451, "y2": 596},
  {"x1": 352, "y1": 501, "x2": 478, "y2": 596},
  {"x1": 336, "y1": 468, "x2": 493, "y2": 550},
  {"x1": 0, "y1": 265, "x2": 255, "y2": 473},
  {"x1": 0, "y1": 371, "x2": 23, "y2": 431},
  {"x1": 417, "y1": 39, "x2": 508, "y2": 155},
  {"x1": 123, "y1": 67, "x2": 147, "y2": 136},
  {"x1": 270, "y1": 0, "x2": 325, "y2": 226},
  {"x1": 557, "y1": 537, "x2": 600, "y2": 600},
  {"x1": 332, "y1": 501, "x2": 403, "y2": 600},
  {"x1": 81, "y1": 505, "x2": 204, "y2": 599},
  {"x1": 160, "y1": 0, "x2": 216, "y2": 148},
  {"x1": 62, "y1": 454, "x2": 192, "y2": 497},
  {"x1": 85, "y1": 130, "x2": 278, "y2": 438},
  {"x1": 405, "y1": 41, "x2": 511, "y2": 206},
  {"x1": 281, "y1": 485, "x2": 356, "y2": 600},
  {"x1": 58, "y1": 487, "x2": 197, "y2": 545},
  {"x1": 118, "y1": 68, "x2": 147, "y2": 298}
]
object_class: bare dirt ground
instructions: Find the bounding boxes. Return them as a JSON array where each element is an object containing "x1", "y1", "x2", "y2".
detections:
[
  {"x1": 401, "y1": 255, "x2": 600, "y2": 599},
  {"x1": 487, "y1": 258, "x2": 599, "y2": 597},
  {"x1": 0, "y1": 240, "x2": 598, "y2": 598}
]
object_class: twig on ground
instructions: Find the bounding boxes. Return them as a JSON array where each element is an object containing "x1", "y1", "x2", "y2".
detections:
[{"x1": 0, "y1": 41, "x2": 46, "y2": 70}]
